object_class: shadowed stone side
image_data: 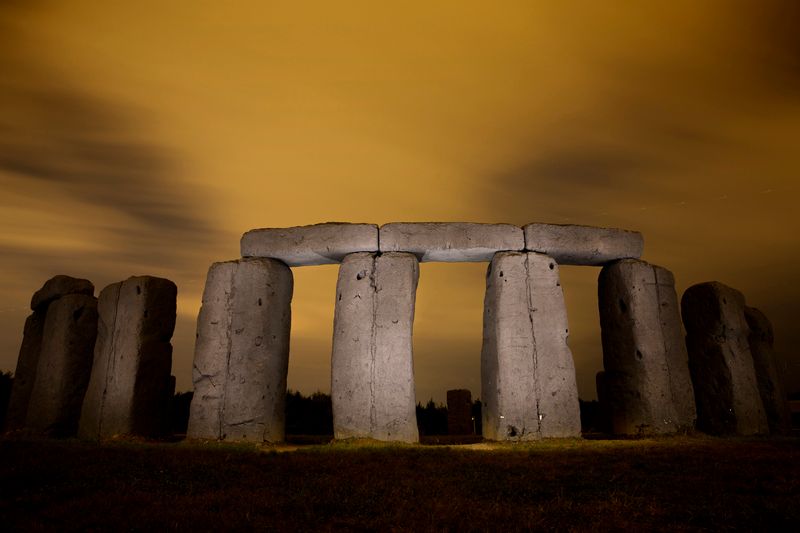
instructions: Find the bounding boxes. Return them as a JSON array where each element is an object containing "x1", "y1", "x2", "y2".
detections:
[
  {"x1": 379, "y1": 222, "x2": 524, "y2": 262},
  {"x1": 682, "y1": 282, "x2": 768, "y2": 435},
  {"x1": 745, "y1": 307, "x2": 791, "y2": 434},
  {"x1": 25, "y1": 294, "x2": 98, "y2": 437},
  {"x1": 30, "y1": 275, "x2": 94, "y2": 312},
  {"x1": 331, "y1": 252, "x2": 419, "y2": 442},
  {"x1": 79, "y1": 276, "x2": 177, "y2": 439},
  {"x1": 241, "y1": 223, "x2": 378, "y2": 266},
  {"x1": 523, "y1": 223, "x2": 643, "y2": 266},
  {"x1": 481, "y1": 252, "x2": 581, "y2": 440},
  {"x1": 5, "y1": 312, "x2": 45, "y2": 430},
  {"x1": 447, "y1": 389, "x2": 473, "y2": 435},
  {"x1": 187, "y1": 259, "x2": 293, "y2": 442},
  {"x1": 598, "y1": 260, "x2": 696, "y2": 435}
]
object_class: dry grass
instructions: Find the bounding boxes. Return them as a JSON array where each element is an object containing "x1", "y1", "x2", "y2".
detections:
[{"x1": 1, "y1": 435, "x2": 798, "y2": 531}]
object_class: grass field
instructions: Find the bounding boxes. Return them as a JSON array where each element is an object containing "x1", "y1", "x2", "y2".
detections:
[{"x1": 1, "y1": 435, "x2": 798, "y2": 531}]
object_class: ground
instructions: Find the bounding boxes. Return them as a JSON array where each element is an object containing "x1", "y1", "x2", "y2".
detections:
[{"x1": 1, "y1": 435, "x2": 798, "y2": 531}]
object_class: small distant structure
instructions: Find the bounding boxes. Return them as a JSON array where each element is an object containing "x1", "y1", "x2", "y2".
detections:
[{"x1": 447, "y1": 389, "x2": 473, "y2": 435}]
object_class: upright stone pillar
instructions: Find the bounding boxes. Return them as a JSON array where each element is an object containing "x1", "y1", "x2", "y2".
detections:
[
  {"x1": 25, "y1": 294, "x2": 98, "y2": 436},
  {"x1": 6, "y1": 276, "x2": 94, "y2": 432},
  {"x1": 447, "y1": 389, "x2": 473, "y2": 435},
  {"x1": 597, "y1": 260, "x2": 696, "y2": 435},
  {"x1": 79, "y1": 276, "x2": 177, "y2": 439},
  {"x1": 187, "y1": 258, "x2": 292, "y2": 442},
  {"x1": 745, "y1": 307, "x2": 791, "y2": 434},
  {"x1": 331, "y1": 252, "x2": 419, "y2": 442},
  {"x1": 481, "y1": 251, "x2": 581, "y2": 440},
  {"x1": 681, "y1": 282, "x2": 768, "y2": 435}
]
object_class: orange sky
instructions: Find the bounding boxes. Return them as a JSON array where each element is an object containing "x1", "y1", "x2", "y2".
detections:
[{"x1": 1, "y1": 1, "x2": 798, "y2": 402}]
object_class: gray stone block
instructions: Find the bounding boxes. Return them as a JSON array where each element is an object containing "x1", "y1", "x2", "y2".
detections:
[
  {"x1": 598, "y1": 260, "x2": 696, "y2": 435},
  {"x1": 25, "y1": 294, "x2": 98, "y2": 437},
  {"x1": 187, "y1": 258, "x2": 293, "y2": 442},
  {"x1": 379, "y1": 222, "x2": 524, "y2": 262},
  {"x1": 682, "y1": 282, "x2": 768, "y2": 435},
  {"x1": 79, "y1": 276, "x2": 177, "y2": 439},
  {"x1": 5, "y1": 312, "x2": 45, "y2": 431},
  {"x1": 481, "y1": 252, "x2": 581, "y2": 440},
  {"x1": 331, "y1": 252, "x2": 419, "y2": 442},
  {"x1": 523, "y1": 223, "x2": 643, "y2": 266},
  {"x1": 30, "y1": 275, "x2": 94, "y2": 312},
  {"x1": 745, "y1": 307, "x2": 791, "y2": 434},
  {"x1": 241, "y1": 223, "x2": 378, "y2": 266}
]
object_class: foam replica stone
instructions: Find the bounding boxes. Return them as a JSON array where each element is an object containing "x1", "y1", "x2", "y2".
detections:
[
  {"x1": 241, "y1": 223, "x2": 378, "y2": 266},
  {"x1": 481, "y1": 252, "x2": 581, "y2": 440},
  {"x1": 745, "y1": 307, "x2": 791, "y2": 434},
  {"x1": 25, "y1": 294, "x2": 98, "y2": 437},
  {"x1": 598, "y1": 260, "x2": 696, "y2": 435},
  {"x1": 79, "y1": 276, "x2": 177, "y2": 439},
  {"x1": 523, "y1": 224, "x2": 643, "y2": 266},
  {"x1": 5, "y1": 312, "x2": 46, "y2": 430},
  {"x1": 331, "y1": 252, "x2": 419, "y2": 442},
  {"x1": 379, "y1": 222, "x2": 524, "y2": 262},
  {"x1": 187, "y1": 258, "x2": 292, "y2": 442},
  {"x1": 681, "y1": 282, "x2": 768, "y2": 435}
]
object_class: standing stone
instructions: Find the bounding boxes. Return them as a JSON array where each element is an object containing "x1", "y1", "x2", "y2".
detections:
[
  {"x1": 447, "y1": 389, "x2": 473, "y2": 435},
  {"x1": 682, "y1": 282, "x2": 768, "y2": 435},
  {"x1": 481, "y1": 251, "x2": 581, "y2": 440},
  {"x1": 331, "y1": 252, "x2": 419, "y2": 442},
  {"x1": 79, "y1": 277, "x2": 177, "y2": 439},
  {"x1": 598, "y1": 260, "x2": 696, "y2": 435},
  {"x1": 187, "y1": 258, "x2": 293, "y2": 442},
  {"x1": 5, "y1": 312, "x2": 46, "y2": 430},
  {"x1": 595, "y1": 371, "x2": 612, "y2": 433},
  {"x1": 31, "y1": 275, "x2": 94, "y2": 311},
  {"x1": 25, "y1": 294, "x2": 98, "y2": 436},
  {"x1": 745, "y1": 307, "x2": 791, "y2": 434}
]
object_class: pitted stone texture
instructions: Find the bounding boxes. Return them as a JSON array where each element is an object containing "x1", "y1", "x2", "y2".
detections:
[
  {"x1": 447, "y1": 389, "x2": 473, "y2": 435},
  {"x1": 331, "y1": 252, "x2": 419, "y2": 442},
  {"x1": 5, "y1": 312, "x2": 46, "y2": 430},
  {"x1": 379, "y1": 223, "x2": 524, "y2": 262},
  {"x1": 481, "y1": 252, "x2": 581, "y2": 440},
  {"x1": 598, "y1": 260, "x2": 696, "y2": 435},
  {"x1": 79, "y1": 276, "x2": 177, "y2": 439},
  {"x1": 745, "y1": 307, "x2": 791, "y2": 434},
  {"x1": 241, "y1": 223, "x2": 378, "y2": 266},
  {"x1": 523, "y1": 224, "x2": 643, "y2": 266},
  {"x1": 30, "y1": 275, "x2": 94, "y2": 312},
  {"x1": 25, "y1": 294, "x2": 98, "y2": 437},
  {"x1": 682, "y1": 282, "x2": 767, "y2": 435},
  {"x1": 187, "y1": 258, "x2": 293, "y2": 442}
]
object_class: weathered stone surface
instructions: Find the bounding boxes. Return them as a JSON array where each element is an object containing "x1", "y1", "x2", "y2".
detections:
[
  {"x1": 745, "y1": 307, "x2": 791, "y2": 434},
  {"x1": 241, "y1": 223, "x2": 378, "y2": 266},
  {"x1": 481, "y1": 252, "x2": 581, "y2": 440},
  {"x1": 79, "y1": 276, "x2": 177, "y2": 439},
  {"x1": 681, "y1": 282, "x2": 768, "y2": 435},
  {"x1": 598, "y1": 260, "x2": 696, "y2": 435},
  {"x1": 5, "y1": 312, "x2": 46, "y2": 430},
  {"x1": 447, "y1": 389, "x2": 473, "y2": 435},
  {"x1": 331, "y1": 252, "x2": 419, "y2": 442},
  {"x1": 379, "y1": 222, "x2": 524, "y2": 262},
  {"x1": 25, "y1": 294, "x2": 98, "y2": 437},
  {"x1": 595, "y1": 371, "x2": 612, "y2": 433},
  {"x1": 187, "y1": 258, "x2": 293, "y2": 442},
  {"x1": 30, "y1": 275, "x2": 94, "y2": 312},
  {"x1": 523, "y1": 223, "x2": 643, "y2": 266}
]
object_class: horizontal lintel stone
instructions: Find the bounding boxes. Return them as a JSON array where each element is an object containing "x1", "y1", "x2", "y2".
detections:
[
  {"x1": 379, "y1": 222, "x2": 524, "y2": 262},
  {"x1": 241, "y1": 223, "x2": 378, "y2": 266},
  {"x1": 523, "y1": 223, "x2": 644, "y2": 266}
]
